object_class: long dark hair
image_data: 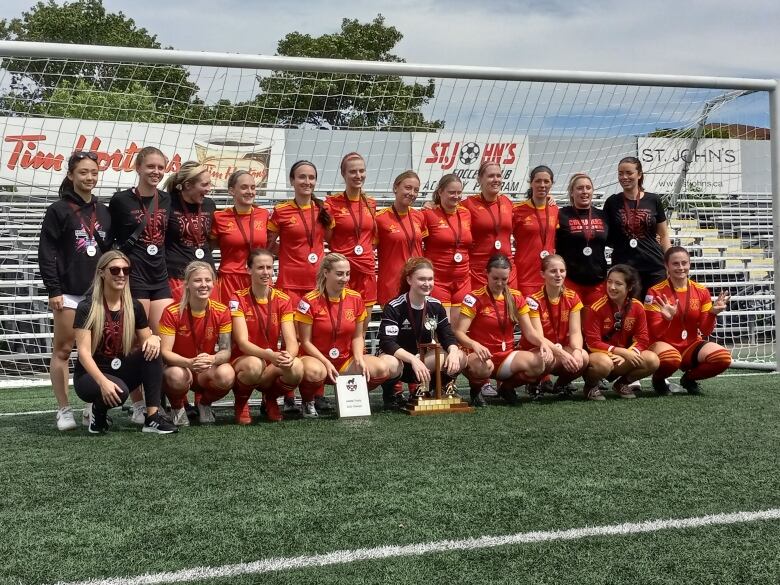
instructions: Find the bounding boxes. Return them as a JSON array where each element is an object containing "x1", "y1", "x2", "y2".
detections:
[
  {"x1": 619, "y1": 156, "x2": 644, "y2": 190},
  {"x1": 607, "y1": 263, "x2": 640, "y2": 300},
  {"x1": 59, "y1": 151, "x2": 99, "y2": 199},
  {"x1": 289, "y1": 160, "x2": 331, "y2": 228},
  {"x1": 526, "y1": 165, "x2": 554, "y2": 199}
]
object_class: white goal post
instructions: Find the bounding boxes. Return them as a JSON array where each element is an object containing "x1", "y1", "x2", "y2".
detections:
[{"x1": 0, "y1": 41, "x2": 777, "y2": 386}]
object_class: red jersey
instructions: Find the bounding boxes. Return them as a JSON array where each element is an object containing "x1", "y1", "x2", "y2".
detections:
[
  {"x1": 644, "y1": 279, "x2": 715, "y2": 352},
  {"x1": 461, "y1": 194, "x2": 514, "y2": 283},
  {"x1": 294, "y1": 288, "x2": 367, "y2": 362},
  {"x1": 267, "y1": 200, "x2": 326, "y2": 292},
  {"x1": 375, "y1": 206, "x2": 427, "y2": 305},
  {"x1": 159, "y1": 299, "x2": 232, "y2": 358},
  {"x1": 512, "y1": 199, "x2": 559, "y2": 289},
  {"x1": 229, "y1": 287, "x2": 294, "y2": 358},
  {"x1": 520, "y1": 286, "x2": 583, "y2": 349},
  {"x1": 325, "y1": 192, "x2": 377, "y2": 274},
  {"x1": 422, "y1": 205, "x2": 473, "y2": 282},
  {"x1": 460, "y1": 286, "x2": 529, "y2": 354},
  {"x1": 585, "y1": 296, "x2": 649, "y2": 353},
  {"x1": 210, "y1": 206, "x2": 269, "y2": 276}
]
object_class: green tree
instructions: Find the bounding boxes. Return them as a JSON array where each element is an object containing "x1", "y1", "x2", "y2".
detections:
[
  {"x1": 0, "y1": 0, "x2": 197, "y2": 117},
  {"x1": 243, "y1": 15, "x2": 442, "y2": 130},
  {"x1": 39, "y1": 79, "x2": 165, "y2": 121}
]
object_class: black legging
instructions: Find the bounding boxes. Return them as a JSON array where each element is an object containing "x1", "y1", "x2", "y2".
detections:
[{"x1": 74, "y1": 351, "x2": 163, "y2": 416}]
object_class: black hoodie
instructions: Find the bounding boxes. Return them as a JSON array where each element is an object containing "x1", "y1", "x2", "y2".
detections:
[{"x1": 38, "y1": 187, "x2": 111, "y2": 298}]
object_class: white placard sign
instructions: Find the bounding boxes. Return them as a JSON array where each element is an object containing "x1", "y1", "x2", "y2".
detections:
[
  {"x1": 412, "y1": 133, "x2": 529, "y2": 194},
  {"x1": 637, "y1": 137, "x2": 742, "y2": 194},
  {"x1": 335, "y1": 374, "x2": 371, "y2": 417}
]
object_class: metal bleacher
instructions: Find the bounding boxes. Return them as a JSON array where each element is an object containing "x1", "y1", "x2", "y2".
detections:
[{"x1": 0, "y1": 187, "x2": 776, "y2": 382}]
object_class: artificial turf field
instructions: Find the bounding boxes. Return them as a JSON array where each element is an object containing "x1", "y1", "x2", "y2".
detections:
[{"x1": 0, "y1": 373, "x2": 778, "y2": 585}]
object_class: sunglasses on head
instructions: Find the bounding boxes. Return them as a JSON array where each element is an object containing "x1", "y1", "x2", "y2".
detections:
[
  {"x1": 73, "y1": 151, "x2": 99, "y2": 162},
  {"x1": 107, "y1": 266, "x2": 130, "y2": 276}
]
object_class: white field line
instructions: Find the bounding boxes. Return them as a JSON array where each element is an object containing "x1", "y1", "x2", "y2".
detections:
[{"x1": 52, "y1": 508, "x2": 780, "y2": 585}]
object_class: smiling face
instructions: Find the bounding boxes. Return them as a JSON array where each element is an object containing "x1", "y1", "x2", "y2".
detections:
[
  {"x1": 136, "y1": 153, "x2": 166, "y2": 191},
  {"x1": 341, "y1": 157, "x2": 366, "y2": 192},
  {"x1": 101, "y1": 258, "x2": 131, "y2": 293},
  {"x1": 407, "y1": 267, "x2": 434, "y2": 298},
  {"x1": 479, "y1": 163, "x2": 502, "y2": 197},
  {"x1": 606, "y1": 270, "x2": 629, "y2": 304},
  {"x1": 181, "y1": 171, "x2": 212, "y2": 204},
  {"x1": 665, "y1": 251, "x2": 691, "y2": 282},
  {"x1": 291, "y1": 163, "x2": 317, "y2": 198},
  {"x1": 530, "y1": 171, "x2": 553, "y2": 201},
  {"x1": 68, "y1": 157, "x2": 99, "y2": 197},
  {"x1": 438, "y1": 179, "x2": 463, "y2": 211},
  {"x1": 394, "y1": 177, "x2": 420, "y2": 209},
  {"x1": 618, "y1": 161, "x2": 642, "y2": 193},
  {"x1": 325, "y1": 260, "x2": 351, "y2": 295},
  {"x1": 187, "y1": 268, "x2": 214, "y2": 302},
  {"x1": 570, "y1": 177, "x2": 593, "y2": 209},
  {"x1": 229, "y1": 173, "x2": 256, "y2": 208},
  {"x1": 542, "y1": 258, "x2": 566, "y2": 289}
]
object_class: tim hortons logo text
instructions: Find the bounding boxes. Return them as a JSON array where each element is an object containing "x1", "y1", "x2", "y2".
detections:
[{"x1": 425, "y1": 141, "x2": 518, "y2": 170}]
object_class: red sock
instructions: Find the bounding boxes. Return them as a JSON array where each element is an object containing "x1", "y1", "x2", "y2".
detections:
[
  {"x1": 685, "y1": 349, "x2": 732, "y2": 381},
  {"x1": 299, "y1": 380, "x2": 323, "y2": 403},
  {"x1": 200, "y1": 382, "x2": 231, "y2": 406},
  {"x1": 233, "y1": 379, "x2": 255, "y2": 405},
  {"x1": 652, "y1": 349, "x2": 682, "y2": 382},
  {"x1": 167, "y1": 392, "x2": 186, "y2": 409}
]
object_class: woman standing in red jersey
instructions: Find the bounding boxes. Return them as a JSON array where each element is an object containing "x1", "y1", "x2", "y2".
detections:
[
  {"x1": 462, "y1": 161, "x2": 516, "y2": 290},
  {"x1": 521, "y1": 254, "x2": 588, "y2": 399},
  {"x1": 229, "y1": 249, "x2": 303, "y2": 423},
  {"x1": 455, "y1": 255, "x2": 552, "y2": 407},
  {"x1": 375, "y1": 170, "x2": 427, "y2": 306},
  {"x1": 555, "y1": 173, "x2": 609, "y2": 311},
  {"x1": 644, "y1": 247, "x2": 731, "y2": 395},
  {"x1": 512, "y1": 165, "x2": 559, "y2": 297},
  {"x1": 210, "y1": 170, "x2": 269, "y2": 304},
  {"x1": 159, "y1": 261, "x2": 235, "y2": 426},
  {"x1": 584, "y1": 264, "x2": 659, "y2": 400},
  {"x1": 325, "y1": 153, "x2": 377, "y2": 333},
  {"x1": 422, "y1": 174, "x2": 473, "y2": 327},
  {"x1": 295, "y1": 253, "x2": 390, "y2": 418},
  {"x1": 266, "y1": 160, "x2": 330, "y2": 306}
]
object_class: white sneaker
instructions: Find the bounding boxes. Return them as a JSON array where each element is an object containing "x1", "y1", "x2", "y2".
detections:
[
  {"x1": 81, "y1": 403, "x2": 92, "y2": 426},
  {"x1": 130, "y1": 402, "x2": 146, "y2": 426},
  {"x1": 627, "y1": 380, "x2": 641, "y2": 390},
  {"x1": 172, "y1": 407, "x2": 190, "y2": 427},
  {"x1": 302, "y1": 401, "x2": 318, "y2": 418},
  {"x1": 198, "y1": 403, "x2": 216, "y2": 424},
  {"x1": 480, "y1": 381, "x2": 499, "y2": 397},
  {"x1": 55, "y1": 407, "x2": 77, "y2": 431}
]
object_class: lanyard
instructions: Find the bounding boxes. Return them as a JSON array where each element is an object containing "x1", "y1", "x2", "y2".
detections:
[
  {"x1": 324, "y1": 293, "x2": 345, "y2": 347},
  {"x1": 487, "y1": 289, "x2": 509, "y2": 339},
  {"x1": 179, "y1": 194, "x2": 204, "y2": 245},
  {"x1": 233, "y1": 206, "x2": 255, "y2": 253},
  {"x1": 668, "y1": 279, "x2": 690, "y2": 327},
  {"x1": 102, "y1": 299, "x2": 124, "y2": 357},
  {"x1": 392, "y1": 205, "x2": 416, "y2": 255},
  {"x1": 575, "y1": 206, "x2": 594, "y2": 245},
  {"x1": 345, "y1": 194, "x2": 364, "y2": 243},
  {"x1": 542, "y1": 288, "x2": 564, "y2": 344},
  {"x1": 480, "y1": 194, "x2": 502, "y2": 241},
  {"x1": 442, "y1": 207, "x2": 463, "y2": 251},
  {"x1": 294, "y1": 200, "x2": 317, "y2": 250},
  {"x1": 406, "y1": 294, "x2": 428, "y2": 343},
  {"x1": 134, "y1": 188, "x2": 159, "y2": 240},
  {"x1": 68, "y1": 200, "x2": 97, "y2": 241},
  {"x1": 622, "y1": 194, "x2": 641, "y2": 239},
  {"x1": 186, "y1": 303, "x2": 212, "y2": 355},
  {"x1": 532, "y1": 201, "x2": 551, "y2": 251},
  {"x1": 252, "y1": 287, "x2": 273, "y2": 346}
]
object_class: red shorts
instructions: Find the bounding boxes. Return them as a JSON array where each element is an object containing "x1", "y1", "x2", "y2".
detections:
[
  {"x1": 432, "y1": 277, "x2": 471, "y2": 308},
  {"x1": 565, "y1": 279, "x2": 606, "y2": 308},
  {"x1": 349, "y1": 270, "x2": 377, "y2": 306},
  {"x1": 217, "y1": 272, "x2": 251, "y2": 304},
  {"x1": 168, "y1": 278, "x2": 221, "y2": 304},
  {"x1": 489, "y1": 349, "x2": 516, "y2": 378}
]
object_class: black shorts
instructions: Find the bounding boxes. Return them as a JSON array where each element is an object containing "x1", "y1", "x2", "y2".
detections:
[{"x1": 131, "y1": 281, "x2": 172, "y2": 301}]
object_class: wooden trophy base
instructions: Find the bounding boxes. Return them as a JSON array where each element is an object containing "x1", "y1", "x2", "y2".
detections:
[{"x1": 402, "y1": 395, "x2": 475, "y2": 416}]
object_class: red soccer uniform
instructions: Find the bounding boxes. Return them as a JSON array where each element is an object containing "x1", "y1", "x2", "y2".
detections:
[
  {"x1": 644, "y1": 279, "x2": 716, "y2": 353},
  {"x1": 375, "y1": 206, "x2": 427, "y2": 306},
  {"x1": 422, "y1": 205, "x2": 473, "y2": 306},
  {"x1": 520, "y1": 286, "x2": 583, "y2": 349},
  {"x1": 585, "y1": 296, "x2": 649, "y2": 353},
  {"x1": 325, "y1": 192, "x2": 377, "y2": 275},
  {"x1": 267, "y1": 200, "x2": 326, "y2": 295},
  {"x1": 210, "y1": 206, "x2": 269, "y2": 276},
  {"x1": 460, "y1": 286, "x2": 529, "y2": 354},
  {"x1": 159, "y1": 299, "x2": 232, "y2": 359},
  {"x1": 294, "y1": 288, "x2": 367, "y2": 364},
  {"x1": 461, "y1": 194, "x2": 516, "y2": 288},
  {"x1": 512, "y1": 199, "x2": 559, "y2": 296},
  {"x1": 229, "y1": 287, "x2": 294, "y2": 360}
]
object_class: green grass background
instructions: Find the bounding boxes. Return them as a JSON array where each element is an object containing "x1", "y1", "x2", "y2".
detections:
[{"x1": 0, "y1": 374, "x2": 778, "y2": 585}]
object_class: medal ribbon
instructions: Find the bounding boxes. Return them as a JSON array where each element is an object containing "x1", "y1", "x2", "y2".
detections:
[
  {"x1": 186, "y1": 303, "x2": 213, "y2": 355},
  {"x1": 487, "y1": 289, "x2": 510, "y2": 344},
  {"x1": 68, "y1": 200, "x2": 97, "y2": 243},
  {"x1": 442, "y1": 207, "x2": 463, "y2": 254},
  {"x1": 345, "y1": 193, "x2": 365, "y2": 246},
  {"x1": 101, "y1": 299, "x2": 124, "y2": 357},
  {"x1": 324, "y1": 293, "x2": 345, "y2": 349},
  {"x1": 668, "y1": 279, "x2": 691, "y2": 335},
  {"x1": 233, "y1": 206, "x2": 255, "y2": 253},
  {"x1": 294, "y1": 200, "x2": 317, "y2": 252},
  {"x1": 576, "y1": 206, "x2": 594, "y2": 247},
  {"x1": 252, "y1": 287, "x2": 274, "y2": 347},
  {"x1": 542, "y1": 288, "x2": 564, "y2": 344},
  {"x1": 134, "y1": 188, "x2": 159, "y2": 242},
  {"x1": 179, "y1": 194, "x2": 204, "y2": 246},
  {"x1": 480, "y1": 194, "x2": 502, "y2": 244},
  {"x1": 532, "y1": 202, "x2": 551, "y2": 252},
  {"x1": 392, "y1": 205, "x2": 416, "y2": 255},
  {"x1": 622, "y1": 194, "x2": 641, "y2": 240}
]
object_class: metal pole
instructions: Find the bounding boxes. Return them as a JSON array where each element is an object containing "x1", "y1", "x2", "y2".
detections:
[{"x1": 769, "y1": 84, "x2": 780, "y2": 372}]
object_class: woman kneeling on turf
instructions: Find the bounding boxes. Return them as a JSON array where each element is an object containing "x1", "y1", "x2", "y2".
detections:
[
  {"x1": 644, "y1": 246, "x2": 731, "y2": 395},
  {"x1": 73, "y1": 251, "x2": 176, "y2": 434},
  {"x1": 230, "y1": 249, "x2": 303, "y2": 423},
  {"x1": 295, "y1": 253, "x2": 390, "y2": 418},
  {"x1": 584, "y1": 264, "x2": 660, "y2": 400},
  {"x1": 159, "y1": 261, "x2": 235, "y2": 425},
  {"x1": 455, "y1": 254, "x2": 552, "y2": 406},
  {"x1": 521, "y1": 254, "x2": 589, "y2": 399},
  {"x1": 378, "y1": 257, "x2": 466, "y2": 405}
]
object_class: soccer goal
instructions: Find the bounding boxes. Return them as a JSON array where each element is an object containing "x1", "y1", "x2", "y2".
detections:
[{"x1": 0, "y1": 41, "x2": 777, "y2": 385}]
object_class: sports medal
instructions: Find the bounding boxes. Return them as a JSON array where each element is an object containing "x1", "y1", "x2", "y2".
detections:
[
  {"x1": 146, "y1": 244, "x2": 158, "y2": 256},
  {"x1": 583, "y1": 246, "x2": 593, "y2": 257},
  {"x1": 86, "y1": 245, "x2": 97, "y2": 257},
  {"x1": 194, "y1": 248, "x2": 205, "y2": 259},
  {"x1": 453, "y1": 252, "x2": 463, "y2": 263},
  {"x1": 308, "y1": 253, "x2": 319, "y2": 264},
  {"x1": 329, "y1": 347, "x2": 340, "y2": 359},
  {"x1": 110, "y1": 357, "x2": 122, "y2": 370}
]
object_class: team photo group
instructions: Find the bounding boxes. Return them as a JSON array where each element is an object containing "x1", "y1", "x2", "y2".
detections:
[{"x1": 39, "y1": 146, "x2": 734, "y2": 435}]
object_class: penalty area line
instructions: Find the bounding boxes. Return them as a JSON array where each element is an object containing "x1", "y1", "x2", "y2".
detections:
[{"x1": 52, "y1": 508, "x2": 780, "y2": 585}]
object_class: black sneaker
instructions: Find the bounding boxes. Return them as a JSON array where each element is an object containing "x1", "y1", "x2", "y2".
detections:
[
  {"x1": 527, "y1": 382, "x2": 542, "y2": 402},
  {"x1": 185, "y1": 401, "x2": 198, "y2": 420},
  {"x1": 469, "y1": 385, "x2": 487, "y2": 407},
  {"x1": 314, "y1": 395, "x2": 333, "y2": 412},
  {"x1": 540, "y1": 379, "x2": 555, "y2": 394},
  {"x1": 554, "y1": 382, "x2": 575, "y2": 399},
  {"x1": 283, "y1": 396, "x2": 299, "y2": 414},
  {"x1": 499, "y1": 383, "x2": 519, "y2": 405},
  {"x1": 142, "y1": 411, "x2": 179, "y2": 434},
  {"x1": 386, "y1": 393, "x2": 408, "y2": 410},
  {"x1": 680, "y1": 375, "x2": 703, "y2": 395},
  {"x1": 652, "y1": 378, "x2": 671, "y2": 396},
  {"x1": 88, "y1": 410, "x2": 112, "y2": 434}
]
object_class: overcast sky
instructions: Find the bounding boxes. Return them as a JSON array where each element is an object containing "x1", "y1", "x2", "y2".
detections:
[{"x1": 2, "y1": 0, "x2": 779, "y2": 79}]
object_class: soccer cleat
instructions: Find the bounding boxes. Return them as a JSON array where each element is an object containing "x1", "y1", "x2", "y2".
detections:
[
  {"x1": 653, "y1": 379, "x2": 672, "y2": 396},
  {"x1": 540, "y1": 379, "x2": 555, "y2": 394},
  {"x1": 88, "y1": 409, "x2": 112, "y2": 434},
  {"x1": 283, "y1": 396, "x2": 299, "y2": 414},
  {"x1": 55, "y1": 406, "x2": 77, "y2": 431},
  {"x1": 553, "y1": 382, "x2": 576, "y2": 399},
  {"x1": 526, "y1": 382, "x2": 543, "y2": 402},
  {"x1": 680, "y1": 374, "x2": 703, "y2": 395},
  {"x1": 185, "y1": 400, "x2": 199, "y2": 420},
  {"x1": 264, "y1": 397, "x2": 283, "y2": 422},
  {"x1": 234, "y1": 400, "x2": 252, "y2": 425},
  {"x1": 480, "y1": 381, "x2": 499, "y2": 398},
  {"x1": 130, "y1": 402, "x2": 146, "y2": 426},
  {"x1": 613, "y1": 380, "x2": 637, "y2": 399},
  {"x1": 81, "y1": 403, "x2": 92, "y2": 426},
  {"x1": 301, "y1": 401, "x2": 319, "y2": 418},
  {"x1": 142, "y1": 411, "x2": 178, "y2": 434},
  {"x1": 627, "y1": 379, "x2": 642, "y2": 392},
  {"x1": 584, "y1": 385, "x2": 606, "y2": 401},
  {"x1": 598, "y1": 379, "x2": 609, "y2": 391},
  {"x1": 171, "y1": 407, "x2": 190, "y2": 427},
  {"x1": 198, "y1": 403, "x2": 216, "y2": 424},
  {"x1": 314, "y1": 395, "x2": 333, "y2": 412},
  {"x1": 499, "y1": 383, "x2": 519, "y2": 405}
]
